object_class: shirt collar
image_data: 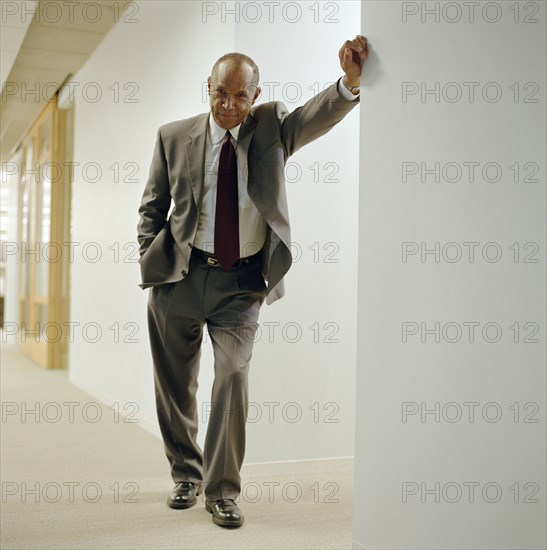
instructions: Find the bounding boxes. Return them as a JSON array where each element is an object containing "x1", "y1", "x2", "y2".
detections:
[{"x1": 208, "y1": 112, "x2": 241, "y2": 144}]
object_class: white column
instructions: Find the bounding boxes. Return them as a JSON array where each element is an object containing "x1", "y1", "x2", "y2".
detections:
[{"x1": 354, "y1": 1, "x2": 546, "y2": 548}]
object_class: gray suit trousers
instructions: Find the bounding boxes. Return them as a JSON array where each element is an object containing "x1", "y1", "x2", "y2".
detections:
[{"x1": 147, "y1": 248, "x2": 266, "y2": 501}]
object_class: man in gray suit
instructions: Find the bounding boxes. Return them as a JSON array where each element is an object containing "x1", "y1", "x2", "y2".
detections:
[{"x1": 138, "y1": 35, "x2": 368, "y2": 528}]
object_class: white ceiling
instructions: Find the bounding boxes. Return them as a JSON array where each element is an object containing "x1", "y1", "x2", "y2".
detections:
[
  {"x1": 0, "y1": 1, "x2": 37, "y2": 90},
  {"x1": 0, "y1": 0, "x2": 127, "y2": 162}
]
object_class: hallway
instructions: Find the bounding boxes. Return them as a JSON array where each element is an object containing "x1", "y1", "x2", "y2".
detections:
[{"x1": 0, "y1": 345, "x2": 354, "y2": 549}]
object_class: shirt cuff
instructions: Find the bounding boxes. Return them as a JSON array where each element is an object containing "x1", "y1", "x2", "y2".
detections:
[{"x1": 337, "y1": 77, "x2": 360, "y2": 100}]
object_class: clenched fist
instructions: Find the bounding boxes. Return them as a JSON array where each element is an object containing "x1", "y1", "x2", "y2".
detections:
[{"x1": 339, "y1": 35, "x2": 368, "y2": 90}]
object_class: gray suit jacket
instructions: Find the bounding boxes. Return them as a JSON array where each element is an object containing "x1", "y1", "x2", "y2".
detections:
[{"x1": 137, "y1": 78, "x2": 359, "y2": 305}]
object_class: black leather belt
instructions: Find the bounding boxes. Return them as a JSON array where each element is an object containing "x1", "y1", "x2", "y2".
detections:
[{"x1": 191, "y1": 247, "x2": 262, "y2": 268}]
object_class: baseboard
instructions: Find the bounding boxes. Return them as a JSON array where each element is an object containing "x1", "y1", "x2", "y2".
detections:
[
  {"x1": 69, "y1": 376, "x2": 162, "y2": 438},
  {"x1": 242, "y1": 456, "x2": 354, "y2": 477},
  {"x1": 70, "y1": 377, "x2": 354, "y2": 476}
]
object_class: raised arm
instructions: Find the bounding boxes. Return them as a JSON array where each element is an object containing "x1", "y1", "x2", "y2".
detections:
[{"x1": 280, "y1": 35, "x2": 368, "y2": 157}]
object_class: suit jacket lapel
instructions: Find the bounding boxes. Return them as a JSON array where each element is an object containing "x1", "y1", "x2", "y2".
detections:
[
  {"x1": 237, "y1": 112, "x2": 257, "y2": 159},
  {"x1": 237, "y1": 112, "x2": 259, "y2": 207},
  {"x1": 183, "y1": 113, "x2": 209, "y2": 210}
]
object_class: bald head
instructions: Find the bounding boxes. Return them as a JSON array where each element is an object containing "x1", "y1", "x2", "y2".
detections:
[{"x1": 211, "y1": 52, "x2": 259, "y2": 85}]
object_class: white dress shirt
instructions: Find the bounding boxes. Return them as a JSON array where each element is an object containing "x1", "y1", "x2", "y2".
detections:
[{"x1": 192, "y1": 78, "x2": 359, "y2": 257}]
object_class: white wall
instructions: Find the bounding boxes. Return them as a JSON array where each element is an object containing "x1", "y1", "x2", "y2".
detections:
[
  {"x1": 234, "y1": 1, "x2": 360, "y2": 462},
  {"x1": 69, "y1": 0, "x2": 235, "y2": 435},
  {"x1": 69, "y1": 0, "x2": 360, "y2": 465},
  {"x1": 354, "y1": 1, "x2": 546, "y2": 549}
]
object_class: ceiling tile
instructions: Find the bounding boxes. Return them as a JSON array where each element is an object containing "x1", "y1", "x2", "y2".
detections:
[
  {"x1": 50, "y1": 29, "x2": 104, "y2": 55},
  {"x1": 20, "y1": 24, "x2": 58, "y2": 50}
]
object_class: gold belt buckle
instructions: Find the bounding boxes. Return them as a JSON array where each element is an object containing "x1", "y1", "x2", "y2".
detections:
[{"x1": 207, "y1": 257, "x2": 219, "y2": 267}]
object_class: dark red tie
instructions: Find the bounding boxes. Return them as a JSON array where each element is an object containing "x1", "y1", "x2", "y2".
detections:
[{"x1": 214, "y1": 131, "x2": 239, "y2": 270}]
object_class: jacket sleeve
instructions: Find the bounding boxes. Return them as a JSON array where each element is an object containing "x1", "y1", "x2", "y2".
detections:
[
  {"x1": 279, "y1": 77, "x2": 359, "y2": 158},
  {"x1": 137, "y1": 128, "x2": 172, "y2": 257}
]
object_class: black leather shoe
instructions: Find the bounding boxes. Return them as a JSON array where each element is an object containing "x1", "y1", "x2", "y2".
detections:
[
  {"x1": 167, "y1": 482, "x2": 202, "y2": 509},
  {"x1": 205, "y1": 499, "x2": 244, "y2": 527}
]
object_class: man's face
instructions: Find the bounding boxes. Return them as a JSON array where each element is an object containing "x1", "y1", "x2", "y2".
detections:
[{"x1": 208, "y1": 61, "x2": 261, "y2": 130}]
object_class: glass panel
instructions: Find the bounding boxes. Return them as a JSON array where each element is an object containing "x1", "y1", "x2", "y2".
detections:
[
  {"x1": 21, "y1": 141, "x2": 33, "y2": 242},
  {"x1": 20, "y1": 142, "x2": 33, "y2": 323},
  {"x1": 0, "y1": 175, "x2": 9, "y2": 299},
  {"x1": 35, "y1": 168, "x2": 51, "y2": 298},
  {"x1": 61, "y1": 107, "x2": 74, "y2": 300}
]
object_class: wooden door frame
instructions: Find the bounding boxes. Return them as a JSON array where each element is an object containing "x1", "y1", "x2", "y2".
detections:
[{"x1": 18, "y1": 96, "x2": 72, "y2": 368}]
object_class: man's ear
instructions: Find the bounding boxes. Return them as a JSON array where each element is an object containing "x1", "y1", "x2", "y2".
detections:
[
  {"x1": 252, "y1": 86, "x2": 261, "y2": 103},
  {"x1": 207, "y1": 76, "x2": 211, "y2": 93}
]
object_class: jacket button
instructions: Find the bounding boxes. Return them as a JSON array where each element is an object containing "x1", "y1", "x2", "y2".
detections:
[{"x1": 182, "y1": 270, "x2": 187, "y2": 276}]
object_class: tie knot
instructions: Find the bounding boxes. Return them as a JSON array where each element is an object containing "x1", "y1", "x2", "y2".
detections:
[{"x1": 224, "y1": 130, "x2": 231, "y2": 143}]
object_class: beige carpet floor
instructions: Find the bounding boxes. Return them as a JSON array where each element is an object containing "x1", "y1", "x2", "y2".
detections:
[{"x1": 1, "y1": 344, "x2": 354, "y2": 549}]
